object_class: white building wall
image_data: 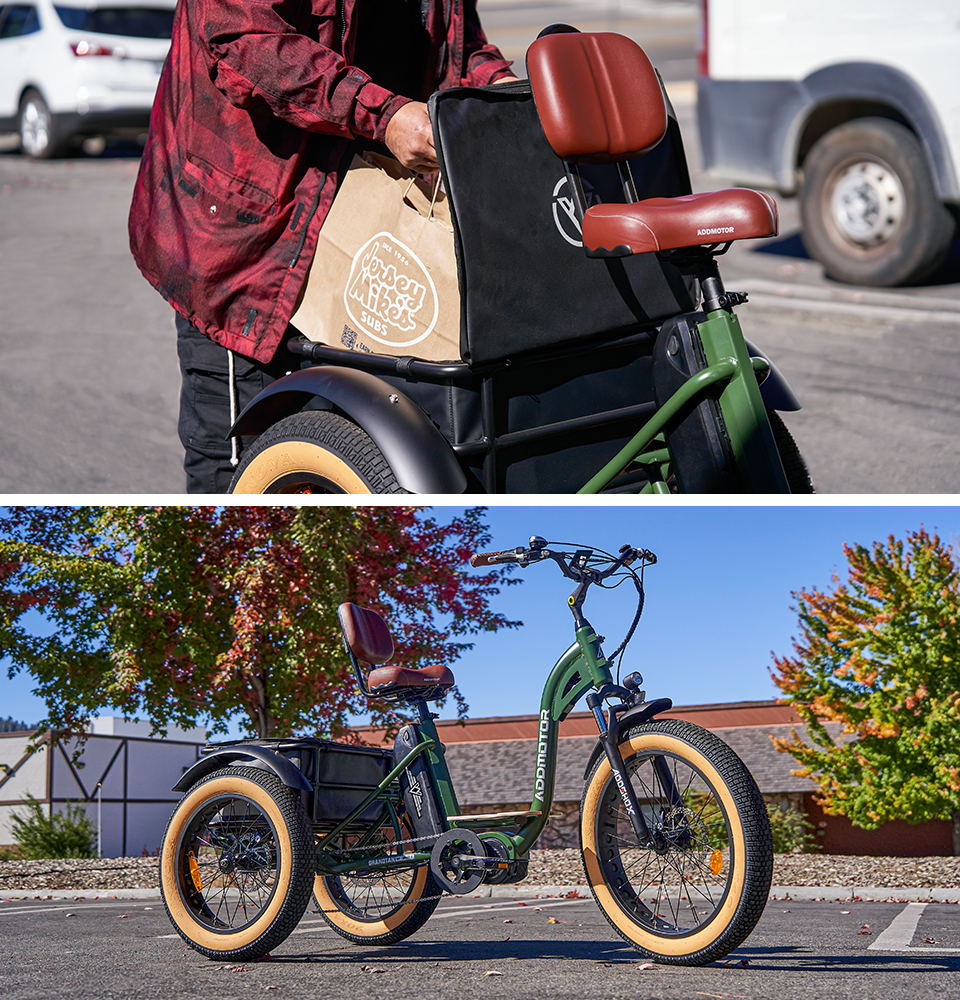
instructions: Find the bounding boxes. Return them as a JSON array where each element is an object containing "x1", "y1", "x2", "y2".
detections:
[{"x1": 0, "y1": 718, "x2": 206, "y2": 857}]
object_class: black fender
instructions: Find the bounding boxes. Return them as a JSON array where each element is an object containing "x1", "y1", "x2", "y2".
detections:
[
  {"x1": 746, "y1": 339, "x2": 801, "y2": 411},
  {"x1": 582, "y1": 698, "x2": 674, "y2": 779},
  {"x1": 230, "y1": 366, "x2": 468, "y2": 494},
  {"x1": 173, "y1": 745, "x2": 313, "y2": 794}
]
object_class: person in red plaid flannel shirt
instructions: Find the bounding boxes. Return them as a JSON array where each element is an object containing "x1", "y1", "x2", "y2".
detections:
[{"x1": 129, "y1": 0, "x2": 515, "y2": 493}]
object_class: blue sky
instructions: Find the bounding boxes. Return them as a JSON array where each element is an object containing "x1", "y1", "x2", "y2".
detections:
[{"x1": 2, "y1": 503, "x2": 958, "y2": 734}]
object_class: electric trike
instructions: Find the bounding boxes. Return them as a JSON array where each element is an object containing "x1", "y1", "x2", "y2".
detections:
[{"x1": 159, "y1": 538, "x2": 774, "y2": 966}]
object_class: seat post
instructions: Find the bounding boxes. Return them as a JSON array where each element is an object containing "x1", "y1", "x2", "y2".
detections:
[{"x1": 698, "y1": 256, "x2": 727, "y2": 313}]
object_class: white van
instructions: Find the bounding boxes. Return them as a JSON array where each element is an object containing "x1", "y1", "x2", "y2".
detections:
[{"x1": 697, "y1": 0, "x2": 960, "y2": 286}]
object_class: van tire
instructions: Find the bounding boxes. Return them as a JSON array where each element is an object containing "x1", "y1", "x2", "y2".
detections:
[{"x1": 800, "y1": 118, "x2": 955, "y2": 286}]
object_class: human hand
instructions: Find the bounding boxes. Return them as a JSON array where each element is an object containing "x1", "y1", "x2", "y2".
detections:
[{"x1": 384, "y1": 102, "x2": 438, "y2": 172}]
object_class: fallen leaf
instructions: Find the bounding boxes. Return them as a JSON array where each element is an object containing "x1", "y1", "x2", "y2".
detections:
[
  {"x1": 840, "y1": 910, "x2": 851, "y2": 914},
  {"x1": 483, "y1": 970, "x2": 504, "y2": 977},
  {"x1": 517, "y1": 902, "x2": 526, "y2": 907},
  {"x1": 564, "y1": 890, "x2": 581, "y2": 899},
  {"x1": 635, "y1": 962, "x2": 656, "y2": 970},
  {"x1": 547, "y1": 917, "x2": 560, "y2": 924},
  {"x1": 117, "y1": 914, "x2": 128, "y2": 919},
  {"x1": 503, "y1": 919, "x2": 512, "y2": 924},
  {"x1": 65, "y1": 913, "x2": 75, "y2": 918},
  {"x1": 360, "y1": 966, "x2": 386, "y2": 974}
]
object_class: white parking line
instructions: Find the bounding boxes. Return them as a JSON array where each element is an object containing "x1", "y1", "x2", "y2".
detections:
[
  {"x1": 869, "y1": 902, "x2": 960, "y2": 952},
  {"x1": 155, "y1": 896, "x2": 593, "y2": 939}
]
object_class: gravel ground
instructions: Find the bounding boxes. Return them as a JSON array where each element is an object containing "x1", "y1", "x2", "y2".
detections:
[{"x1": 2, "y1": 851, "x2": 960, "y2": 894}]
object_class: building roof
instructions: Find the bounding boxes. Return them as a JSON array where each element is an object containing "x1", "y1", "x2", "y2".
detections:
[
  {"x1": 352, "y1": 700, "x2": 803, "y2": 746},
  {"x1": 442, "y1": 721, "x2": 838, "y2": 806}
]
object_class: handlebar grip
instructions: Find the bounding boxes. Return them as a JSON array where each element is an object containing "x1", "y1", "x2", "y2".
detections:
[{"x1": 470, "y1": 548, "x2": 523, "y2": 567}]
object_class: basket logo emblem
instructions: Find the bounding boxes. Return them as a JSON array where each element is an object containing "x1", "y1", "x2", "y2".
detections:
[
  {"x1": 406, "y1": 769, "x2": 424, "y2": 818},
  {"x1": 552, "y1": 176, "x2": 599, "y2": 247},
  {"x1": 344, "y1": 232, "x2": 439, "y2": 347}
]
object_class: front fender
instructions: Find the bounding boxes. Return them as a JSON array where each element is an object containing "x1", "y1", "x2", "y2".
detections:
[
  {"x1": 173, "y1": 745, "x2": 313, "y2": 793},
  {"x1": 230, "y1": 367, "x2": 468, "y2": 494},
  {"x1": 747, "y1": 339, "x2": 801, "y2": 412},
  {"x1": 582, "y1": 698, "x2": 674, "y2": 779}
]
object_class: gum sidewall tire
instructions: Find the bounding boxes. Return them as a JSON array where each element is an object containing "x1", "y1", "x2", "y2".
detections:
[
  {"x1": 580, "y1": 727, "x2": 766, "y2": 962},
  {"x1": 312, "y1": 863, "x2": 434, "y2": 941},
  {"x1": 160, "y1": 769, "x2": 312, "y2": 958}
]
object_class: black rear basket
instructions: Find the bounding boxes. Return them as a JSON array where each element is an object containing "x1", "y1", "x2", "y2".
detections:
[{"x1": 202, "y1": 738, "x2": 395, "y2": 828}]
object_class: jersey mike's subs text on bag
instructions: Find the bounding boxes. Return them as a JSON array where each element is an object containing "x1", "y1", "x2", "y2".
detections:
[{"x1": 290, "y1": 153, "x2": 461, "y2": 362}]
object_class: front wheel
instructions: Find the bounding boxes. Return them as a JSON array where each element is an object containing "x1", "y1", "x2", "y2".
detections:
[
  {"x1": 159, "y1": 766, "x2": 316, "y2": 961},
  {"x1": 580, "y1": 719, "x2": 773, "y2": 966},
  {"x1": 230, "y1": 410, "x2": 403, "y2": 494}
]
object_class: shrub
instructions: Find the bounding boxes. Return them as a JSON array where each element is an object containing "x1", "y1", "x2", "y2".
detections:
[
  {"x1": 767, "y1": 803, "x2": 819, "y2": 854},
  {"x1": 10, "y1": 795, "x2": 96, "y2": 859}
]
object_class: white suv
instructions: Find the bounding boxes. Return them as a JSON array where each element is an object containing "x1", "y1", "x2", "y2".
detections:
[{"x1": 0, "y1": 0, "x2": 175, "y2": 158}]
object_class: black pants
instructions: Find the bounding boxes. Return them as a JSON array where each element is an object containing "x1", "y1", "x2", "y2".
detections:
[{"x1": 177, "y1": 315, "x2": 295, "y2": 494}]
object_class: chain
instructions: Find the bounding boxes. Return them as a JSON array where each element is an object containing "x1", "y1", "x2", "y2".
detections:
[{"x1": 309, "y1": 830, "x2": 507, "y2": 915}]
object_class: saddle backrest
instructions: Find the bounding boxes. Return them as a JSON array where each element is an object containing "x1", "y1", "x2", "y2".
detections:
[
  {"x1": 526, "y1": 30, "x2": 667, "y2": 165},
  {"x1": 337, "y1": 603, "x2": 394, "y2": 665}
]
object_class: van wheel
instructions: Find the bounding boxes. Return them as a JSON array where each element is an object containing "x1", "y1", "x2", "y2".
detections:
[
  {"x1": 800, "y1": 118, "x2": 955, "y2": 286},
  {"x1": 19, "y1": 90, "x2": 70, "y2": 159},
  {"x1": 230, "y1": 410, "x2": 403, "y2": 494}
]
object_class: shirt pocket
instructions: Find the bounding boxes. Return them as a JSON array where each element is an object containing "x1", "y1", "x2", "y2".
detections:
[{"x1": 174, "y1": 157, "x2": 285, "y2": 281}]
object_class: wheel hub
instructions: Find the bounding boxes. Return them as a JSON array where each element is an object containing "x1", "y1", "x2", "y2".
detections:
[
  {"x1": 830, "y1": 160, "x2": 905, "y2": 246},
  {"x1": 21, "y1": 101, "x2": 50, "y2": 157}
]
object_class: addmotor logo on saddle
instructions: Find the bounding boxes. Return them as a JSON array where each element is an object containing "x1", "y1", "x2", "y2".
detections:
[{"x1": 344, "y1": 231, "x2": 439, "y2": 348}]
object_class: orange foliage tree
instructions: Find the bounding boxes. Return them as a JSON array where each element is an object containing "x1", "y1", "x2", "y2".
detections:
[
  {"x1": 770, "y1": 528, "x2": 960, "y2": 854},
  {"x1": 0, "y1": 505, "x2": 519, "y2": 740}
]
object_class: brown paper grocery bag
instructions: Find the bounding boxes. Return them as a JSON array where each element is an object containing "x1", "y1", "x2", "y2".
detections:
[{"x1": 290, "y1": 153, "x2": 461, "y2": 362}]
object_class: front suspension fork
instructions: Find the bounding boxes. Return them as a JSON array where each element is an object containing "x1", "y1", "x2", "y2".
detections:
[{"x1": 588, "y1": 689, "x2": 684, "y2": 848}]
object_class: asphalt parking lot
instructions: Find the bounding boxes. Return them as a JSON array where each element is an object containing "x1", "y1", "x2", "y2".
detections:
[{"x1": 3, "y1": 892, "x2": 959, "y2": 1000}]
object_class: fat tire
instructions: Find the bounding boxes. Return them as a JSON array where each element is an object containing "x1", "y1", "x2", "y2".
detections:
[
  {"x1": 159, "y1": 766, "x2": 315, "y2": 961},
  {"x1": 313, "y1": 820, "x2": 442, "y2": 945},
  {"x1": 800, "y1": 118, "x2": 955, "y2": 286},
  {"x1": 768, "y1": 410, "x2": 814, "y2": 493},
  {"x1": 230, "y1": 410, "x2": 403, "y2": 494},
  {"x1": 580, "y1": 719, "x2": 773, "y2": 966}
]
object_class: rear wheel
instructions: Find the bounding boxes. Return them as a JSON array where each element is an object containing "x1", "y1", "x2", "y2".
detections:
[
  {"x1": 159, "y1": 767, "x2": 315, "y2": 961},
  {"x1": 580, "y1": 720, "x2": 773, "y2": 966},
  {"x1": 313, "y1": 817, "x2": 441, "y2": 945},
  {"x1": 230, "y1": 410, "x2": 403, "y2": 494}
]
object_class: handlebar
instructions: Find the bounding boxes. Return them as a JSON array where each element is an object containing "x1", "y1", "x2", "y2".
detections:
[{"x1": 470, "y1": 538, "x2": 656, "y2": 579}]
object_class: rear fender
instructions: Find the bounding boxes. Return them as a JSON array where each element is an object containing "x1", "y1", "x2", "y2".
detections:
[
  {"x1": 230, "y1": 367, "x2": 467, "y2": 494},
  {"x1": 173, "y1": 745, "x2": 312, "y2": 793}
]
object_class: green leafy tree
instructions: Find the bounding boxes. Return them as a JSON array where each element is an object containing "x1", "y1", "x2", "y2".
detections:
[
  {"x1": 770, "y1": 528, "x2": 960, "y2": 854},
  {"x1": 0, "y1": 506, "x2": 519, "y2": 741}
]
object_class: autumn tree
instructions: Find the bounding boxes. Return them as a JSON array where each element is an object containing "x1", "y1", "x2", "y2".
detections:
[
  {"x1": 770, "y1": 528, "x2": 960, "y2": 854},
  {"x1": 0, "y1": 506, "x2": 518, "y2": 741}
]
